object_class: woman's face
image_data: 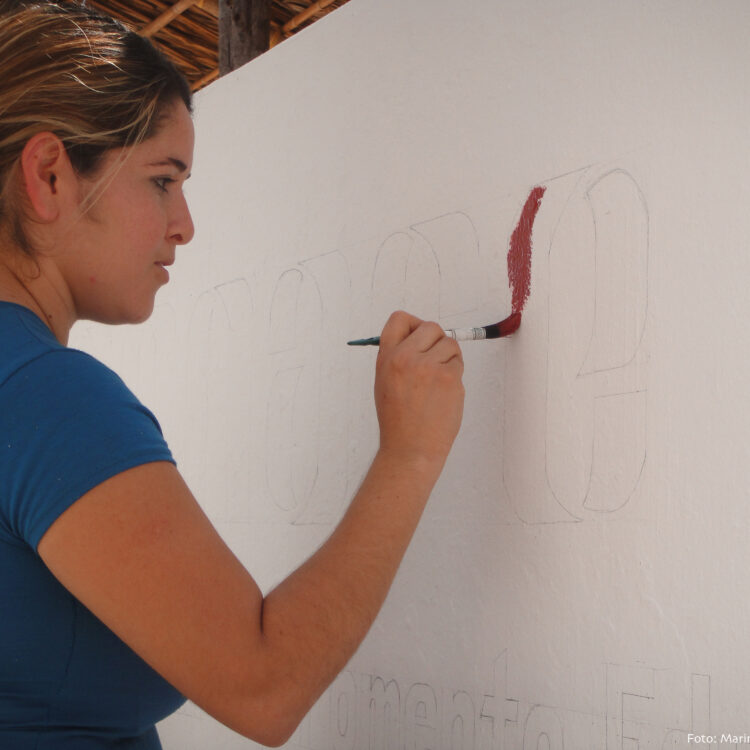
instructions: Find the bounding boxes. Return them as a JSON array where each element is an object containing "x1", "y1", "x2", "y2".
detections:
[{"x1": 58, "y1": 98, "x2": 195, "y2": 325}]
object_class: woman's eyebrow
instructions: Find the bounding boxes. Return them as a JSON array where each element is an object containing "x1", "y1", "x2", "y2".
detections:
[{"x1": 148, "y1": 157, "x2": 191, "y2": 177}]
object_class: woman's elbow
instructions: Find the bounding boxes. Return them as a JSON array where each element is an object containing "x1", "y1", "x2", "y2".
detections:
[
  {"x1": 231, "y1": 682, "x2": 308, "y2": 748},
  {"x1": 238, "y1": 709, "x2": 303, "y2": 748}
]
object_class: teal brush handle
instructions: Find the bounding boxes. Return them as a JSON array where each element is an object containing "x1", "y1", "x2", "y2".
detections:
[{"x1": 347, "y1": 336, "x2": 384, "y2": 346}]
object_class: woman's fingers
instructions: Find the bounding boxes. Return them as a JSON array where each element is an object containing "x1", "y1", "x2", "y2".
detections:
[{"x1": 374, "y1": 311, "x2": 465, "y2": 469}]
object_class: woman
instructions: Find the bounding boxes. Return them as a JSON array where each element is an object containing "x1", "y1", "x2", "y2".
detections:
[{"x1": 0, "y1": 3, "x2": 464, "y2": 748}]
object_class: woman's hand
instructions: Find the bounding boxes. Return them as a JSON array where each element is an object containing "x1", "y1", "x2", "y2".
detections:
[{"x1": 374, "y1": 310, "x2": 465, "y2": 473}]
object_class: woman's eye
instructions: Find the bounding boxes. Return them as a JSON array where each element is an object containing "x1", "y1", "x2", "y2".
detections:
[{"x1": 153, "y1": 177, "x2": 174, "y2": 192}]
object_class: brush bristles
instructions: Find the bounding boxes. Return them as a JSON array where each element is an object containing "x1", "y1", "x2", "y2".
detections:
[{"x1": 484, "y1": 312, "x2": 521, "y2": 339}]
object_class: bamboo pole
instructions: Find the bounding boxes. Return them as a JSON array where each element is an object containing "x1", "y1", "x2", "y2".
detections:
[
  {"x1": 270, "y1": 22, "x2": 283, "y2": 47},
  {"x1": 282, "y1": 0, "x2": 338, "y2": 36},
  {"x1": 197, "y1": 0, "x2": 219, "y2": 17},
  {"x1": 140, "y1": 0, "x2": 199, "y2": 37}
]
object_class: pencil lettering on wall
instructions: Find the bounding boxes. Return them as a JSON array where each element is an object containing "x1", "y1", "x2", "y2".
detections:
[
  {"x1": 410, "y1": 212, "x2": 484, "y2": 320},
  {"x1": 370, "y1": 210, "x2": 485, "y2": 334},
  {"x1": 479, "y1": 651, "x2": 520, "y2": 750},
  {"x1": 184, "y1": 278, "x2": 254, "y2": 517},
  {"x1": 299, "y1": 252, "x2": 352, "y2": 523},
  {"x1": 504, "y1": 165, "x2": 649, "y2": 524},
  {"x1": 564, "y1": 169, "x2": 649, "y2": 514},
  {"x1": 606, "y1": 663, "x2": 656, "y2": 750},
  {"x1": 330, "y1": 670, "x2": 358, "y2": 750},
  {"x1": 266, "y1": 252, "x2": 351, "y2": 524},
  {"x1": 578, "y1": 170, "x2": 649, "y2": 375},
  {"x1": 266, "y1": 266, "x2": 322, "y2": 518},
  {"x1": 404, "y1": 682, "x2": 439, "y2": 750},
  {"x1": 300, "y1": 657, "x2": 716, "y2": 750},
  {"x1": 371, "y1": 231, "x2": 441, "y2": 325},
  {"x1": 522, "y1": 705, "x2": 564, "y2": 750},
  {"x1": 448, "y1": 691, "x2": 476, "y2": 750},
  {"x1": 367, "y1": 675, "x2": 401, "y2": 750},
  {"x1": 269, "y1": 269, "x2": 304, "y2": 354},
  {"x1": 327, "y1": 668, "x2": 499, "y2": 750}
]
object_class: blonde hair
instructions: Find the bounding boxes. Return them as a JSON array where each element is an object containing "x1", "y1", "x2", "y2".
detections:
[{"x1": 0, "y1": 1, "x2": 192, "y2": 255}]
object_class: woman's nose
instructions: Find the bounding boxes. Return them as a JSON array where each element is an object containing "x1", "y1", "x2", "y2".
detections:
[{"x1": 170, "y1": 193, "x2": 195, "y2": 246}]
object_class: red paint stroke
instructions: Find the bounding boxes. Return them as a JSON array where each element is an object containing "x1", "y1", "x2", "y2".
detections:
[{"x1": 507, "y1": 185, "x2": 546, "y2": 315}]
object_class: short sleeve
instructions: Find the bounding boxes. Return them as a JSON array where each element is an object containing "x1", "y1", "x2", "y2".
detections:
[{"x1": 0, "y1": 349, "x2": 175, "y2": 550}]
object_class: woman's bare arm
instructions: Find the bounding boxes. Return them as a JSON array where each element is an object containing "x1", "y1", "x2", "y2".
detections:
[{"x1": 38, "y1": 311, "x2": 464, "y2": 746}]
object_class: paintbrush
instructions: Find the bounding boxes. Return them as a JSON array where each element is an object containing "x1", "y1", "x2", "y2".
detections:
[
  {"x1": 347, "y1": 311, "x2": 521, "y2": 346},
  {"x1": 349, "y1": 183, "x2": 545, "y2": 347}
]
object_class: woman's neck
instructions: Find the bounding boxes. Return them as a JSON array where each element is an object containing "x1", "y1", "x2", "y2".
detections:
[{"x1": 0, "y1": 247, "x2": 74, "y2": 345}]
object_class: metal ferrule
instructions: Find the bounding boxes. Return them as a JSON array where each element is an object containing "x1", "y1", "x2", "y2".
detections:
[{"x1": 445, "y1": 327, "x2": 487, "y2": 341}]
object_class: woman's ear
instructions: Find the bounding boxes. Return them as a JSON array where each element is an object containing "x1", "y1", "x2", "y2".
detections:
[{"x1": 19, "y1": 132, "x2": 73, "y2": 223}]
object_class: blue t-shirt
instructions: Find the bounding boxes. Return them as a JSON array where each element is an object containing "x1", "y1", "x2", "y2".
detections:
[{"x1": 0, "y1": 302, "x2": 186, "y2": 748}]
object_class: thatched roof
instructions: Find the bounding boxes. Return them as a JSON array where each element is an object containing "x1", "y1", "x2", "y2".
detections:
[{"x1": 86, "y1": 0, "x2": 351, "y2": 91}]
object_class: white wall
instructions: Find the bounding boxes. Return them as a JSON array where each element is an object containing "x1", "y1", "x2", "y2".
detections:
[{"x1": 71, "y1": 0, "x2": 750, "y2": 746}]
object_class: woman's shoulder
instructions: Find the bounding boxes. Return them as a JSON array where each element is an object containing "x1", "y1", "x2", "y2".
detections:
[
  {"x1": 0, "y1": 300, "x2": 60, "y2": 380},
  {"x1": 0, "y1": 300, "x2": 124, "y2": 393},
  {"x1": 0, "y1": 303, "x2": 173, "y2": 549}
]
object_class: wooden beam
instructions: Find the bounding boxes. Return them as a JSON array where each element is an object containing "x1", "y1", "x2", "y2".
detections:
[
  {"x1": 218, "y1": 0, "x2": 270, "y2": 75},
  {"x1": 282, "y1": 0, "x2": 338, "y2": 36},
  {"x1": 141, "y1": 0, "x2": 199, "y2": 38}
]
